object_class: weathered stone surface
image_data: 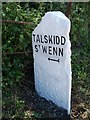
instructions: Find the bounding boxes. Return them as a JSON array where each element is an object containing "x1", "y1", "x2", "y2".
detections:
[{"x1": 32, "y1": 11, "x2": 72, "y2": 114}]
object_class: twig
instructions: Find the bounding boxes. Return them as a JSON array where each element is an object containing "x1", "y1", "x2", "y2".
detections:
[
  {"x1": 65, "y1": 0, "x2": 72, "y2": 18},
  {"x1": 1, "y1": 20, "x2": 34, "y2": 25},
  {"x1": 2, "y1": 51, "x2": 33, "y2": 55}
]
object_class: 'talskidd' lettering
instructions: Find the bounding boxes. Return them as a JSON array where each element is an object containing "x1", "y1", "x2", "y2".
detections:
[{"x1": 33, "y1": 34, "x2": 66, "y2": 57}]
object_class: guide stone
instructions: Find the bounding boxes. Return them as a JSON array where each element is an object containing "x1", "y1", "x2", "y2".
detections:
[{"x1": 32, "y1": 11, "x2": 72, "y2": 114}]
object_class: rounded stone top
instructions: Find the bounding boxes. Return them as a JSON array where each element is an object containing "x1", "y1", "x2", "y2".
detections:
[
  {"x1": 45, "y1": 11, "x2": 66, "y2": 18},
  {"x1": 33, "y1": 11, "x2": 71, "y2": 35}
]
